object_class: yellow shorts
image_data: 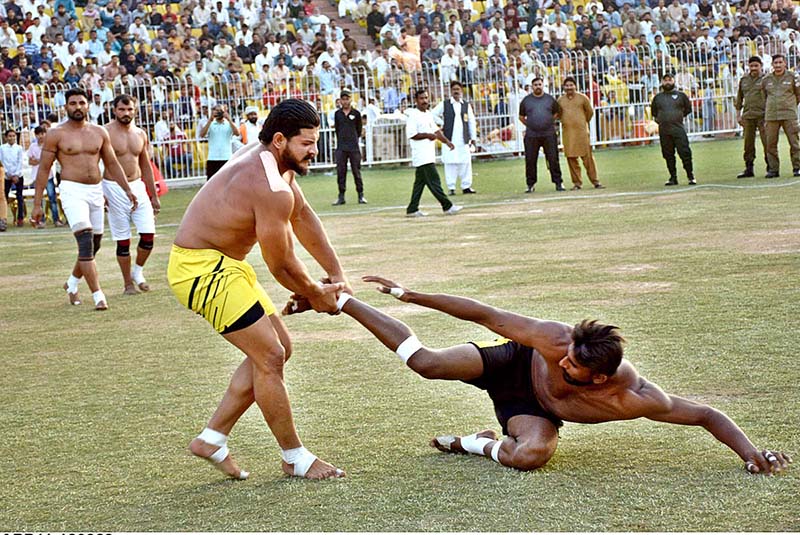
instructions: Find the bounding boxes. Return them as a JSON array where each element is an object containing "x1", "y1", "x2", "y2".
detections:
[{"x1": 168, "y1": 244, "x2": 276, "y2": 334}]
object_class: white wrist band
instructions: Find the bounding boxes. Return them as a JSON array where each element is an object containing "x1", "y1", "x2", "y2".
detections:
[
  {"x1": 336, "y1": 292, "x2": 352, "y2": 311},
  {"x1": 490, "y1": 440, "x2": 502, "y2": 463},
  {"x1": 395, "y1": 335, "x2": 422, "y2": 363},
  {"x1": 389, "y1": 287, "x2": 405, "y2": 298},
  {"x1": 460, "y1": 433, "x2": 493, "y2": 456}
]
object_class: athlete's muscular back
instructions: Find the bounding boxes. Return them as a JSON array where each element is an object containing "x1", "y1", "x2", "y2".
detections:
[
  {"x1": 175, "y1": 143, "x2": 301, "y2": 260},
  {"x1": 104, "y1": 121, "x2": 147, "y2": 181},
  {"x1": 45, "y1": 122, "x2": 108, "y2": 184}
]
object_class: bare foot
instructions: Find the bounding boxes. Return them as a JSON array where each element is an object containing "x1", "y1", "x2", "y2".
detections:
[
  {"x1": 431, "y1": 429, "x2": 498, "y2": 453},
  {"x1": 137, "y1": 281, "x2": 151, "y2": 292},
  {"x1": 189, "y1": 438, "x2": 249, "y2": 480},
  {"x1": 124, "y1": 284, "x2": 139, "y2": 295},
  {"x1": 95, "y1": 300, "x2": 109, "y2": 311},
  {"x1": 281, "y1": 457, "x2": 346, "y2": 480},
  {"x1": 63, "y1": 282, "x2": 81, "y2": 305}
]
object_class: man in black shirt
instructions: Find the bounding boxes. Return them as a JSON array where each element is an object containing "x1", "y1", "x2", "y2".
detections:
[
  {"x1": 519, "y1": 77, "x2": 564, "y2": 192},
  {"x1": 651, "y1": 72, "x2": 696, "y2": 186},
  {"x1": 332, "y1": 90, "x2": 366, "y2": 206}
]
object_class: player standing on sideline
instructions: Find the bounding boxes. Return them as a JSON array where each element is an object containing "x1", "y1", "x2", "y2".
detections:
[
  {"x1": 31, "y1": 88, "x2": 137, "y2": 311},
  {"x1": 168, "y1": 99, "x2": 350, "y2": 480},
  {"x1": 103, "y1": 94, "x2": 161, "y2": 294}
]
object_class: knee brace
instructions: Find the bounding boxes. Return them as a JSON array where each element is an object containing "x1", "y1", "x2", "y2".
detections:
[
  {"x1": 116, "y1": 239, "x2": 131, "y2": 257},
  {"x1": 93, "y1": 234, "x2": 103, "y2": 255},
  {"x1": 76, "y1": 229, "x2": 94, "y2": 260},
  {"x1": 138, "y1": 233, "x2": 154, "y2": 251}
]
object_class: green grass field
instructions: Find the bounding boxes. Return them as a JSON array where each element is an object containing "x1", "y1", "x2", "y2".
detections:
[{"x1": 1, "y1": 138, "x2": 798, "y2": 531}]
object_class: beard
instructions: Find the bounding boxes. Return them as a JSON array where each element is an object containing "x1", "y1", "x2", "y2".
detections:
[
  {"x1": 117, "y1": 115, "x2": 133, "y2": 124},
  {"x1": 284, "y1": 148, "x2": 314, "y2": 175},
  {"x1": 562, "y1": 369, "x2": 594, "y2": 387},
  {"x1": 67, "y1": 110, "x2": 85, "y2": 121},
  {"x1": 662, "y1": 83, "x2": 675, "y2": 91},
  {"x1": 248, "y1": 117, "x2": 258, "y2": 124}
]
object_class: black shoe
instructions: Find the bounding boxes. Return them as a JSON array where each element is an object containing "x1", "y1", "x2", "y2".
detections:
[
  {"x1": 448, "y1": 189, "x2": 456, "y2": 196},
  {"x1": 332, "y1": 197, "x2": 346, "y2": 205},
  {"x1": 794, "y1": 169, "x2": 800, "y2": 177},
  {"x1": 462, "y1": 188, "x2": 477, "y2": 194},
  {"x1": 358, "y1": 196, "x2": 368, "y2": 204},
  {"x1": 765, "y1": 172, "x2": 779, "y2": 179},
  {"x1": 737, "y1": 168, "x2": 754, "y2": 178},
  {"x1": 570, "y1": 185, "x2": 581, "y2": 190},
  {"x1": 664, "y1": 179, "x2": 678, "y2": 186},
  {"x1": 555, "y1": 184, "x2": 565, "y2": 191},
  {"x1": 688, "y1": 177, "x2": 697, "y2": 185},
  {"x1": 525, "y1": 186, "x2": 534, "y2": 193},
  {"x1": 594, "y1": 183, "x2": 605, "y2": 189}
]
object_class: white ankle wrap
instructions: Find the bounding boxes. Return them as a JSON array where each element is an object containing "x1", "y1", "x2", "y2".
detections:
[
  {"x1": 336, "y1": 292, "x2": 352, "y2": 312},
  {"x1": 281, "y1": 446, "x2": 317, "y2": 477},
  {"x1": 395, "y1": 335, "x2": 422, "y2": 363},
  {"x1": 460, "y1": 433, "x2": 492, "y2": 456},
  {"x1": 197, "y1": 427, "x2": 228, "y2": 447},
  {"x1": 490, "y1": 440, "x2": 502, "y2": 463}
]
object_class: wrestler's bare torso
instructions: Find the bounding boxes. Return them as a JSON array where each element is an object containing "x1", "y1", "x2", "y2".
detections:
[
  {"x1": 104, "y1": 121, "x2": 147, "y2": 181},
  {"x1": 530, "y1": 341, "x2": 670, "y2": 425},
  {"x1": 174, "y1": 143, "x2": 302, "y2": 260},
  {"x1": 45, "y1": 121, "x2": 108, "y2": 184}
]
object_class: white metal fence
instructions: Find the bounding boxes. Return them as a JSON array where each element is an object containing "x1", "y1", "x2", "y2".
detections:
[{"x1": 1, "y1": 36, "x2": 797, "y2": 184}]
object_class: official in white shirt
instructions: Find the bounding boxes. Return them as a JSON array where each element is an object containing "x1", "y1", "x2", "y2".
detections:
[{"x1": 432, "y1": 80, "x2": 477, "y2": 195}]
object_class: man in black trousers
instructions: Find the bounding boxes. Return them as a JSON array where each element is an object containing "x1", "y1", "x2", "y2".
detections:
[
  {"x1": 651, "y1": 72, "x2": 696, "y2": 186},
  {"x1": 519, "y1": 77, "x2": 564, "y2": 193},
  {"x1": 332, "y1": 89, "x2": 366, "y2": 205}
]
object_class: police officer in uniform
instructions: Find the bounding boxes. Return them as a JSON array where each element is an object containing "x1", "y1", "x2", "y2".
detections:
[
  {"x1": 761, "y1": 54, "x2": 800, "y2": 178},
  {"x1": 651, "y1": 73, "x2": 696, "y2": 186},
  {"x1": 735, "y1": 56, "x2": 767, "y2": 178},
  {"x1": 332, "y1": 89, "x2": 366, "y2": 205}
]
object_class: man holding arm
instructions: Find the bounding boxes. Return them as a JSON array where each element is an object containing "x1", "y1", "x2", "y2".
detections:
[
  {"x1": 168, "y1": 99, "x2": 350, "y2": 481},
  {"x1": 288, "y1": 276, "x2": 791, "y2": 475},
  {"x1": 31, "y1": 88, "x2": 137, "y2": 310}
]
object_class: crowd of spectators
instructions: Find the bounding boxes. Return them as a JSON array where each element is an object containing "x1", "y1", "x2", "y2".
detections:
[{"x1": 0, "y1": 0, "x2": 799, "y2": 176}]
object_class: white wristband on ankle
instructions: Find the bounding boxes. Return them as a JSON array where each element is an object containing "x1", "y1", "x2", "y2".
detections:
[
  {"x1": 389, "y1": 287, "x2": 405, "y2": 298},
  {"x1": 197, "y1": 427, "x2": 228, "y2": 447},
  {"x1": 281, "y1": 446, "x2": 317, "y2": 476},
  {"x1": 336, "y1": 292, "x2": 352, "y2": 311},
  {"x1": 490, "y1": 440, "x2": 502, "y2": 463},
  {"x1": 395, "y1": 335, "x2": 422, "y2": 363},
  {"x1": 460, "y1": 433, "x2": 493, "y2": 456}
]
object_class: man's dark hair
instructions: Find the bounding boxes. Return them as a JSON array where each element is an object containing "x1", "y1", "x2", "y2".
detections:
[
  {"x1": 33, "y1": 125, "x2": 46, "y2": 135},
  {"x1": 414, "y1": 87, "x2": 428, "y2": 99},
  {"x1": 258, "y1": 98, "x2": 320, "y2": 145},
  {"x1": 563, "y1": 76, "x2": 577, "y2": 86},
  {"x1": 450, "y1": 80, "x2": 462, "y2": 89},
  {"x1": 772, "y1": 53, "x2": 785, "y2": 62},
  {"x1": 748, "y1": 56, "x2": 762, "y2": 65},
  {"x1": 531, "y1": 76, "x2": 543, "y2": 83},
  {"x1": 65, "y1": 87, "x2": 89, "y2": 101},
  {"x1": 5, "y1": 129, "x2": 16, "y2": 137},
  {"x1": 113, "y1": 94, "x2": 135, "y2": 107},
  {"x1": 571, "y1": 320, "x2": 625, "y2": 376}
]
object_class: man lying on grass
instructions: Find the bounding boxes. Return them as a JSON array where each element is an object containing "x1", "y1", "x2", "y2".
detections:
[{"x1": 285, "y1": 276, "x2": 791, "y2": 475}]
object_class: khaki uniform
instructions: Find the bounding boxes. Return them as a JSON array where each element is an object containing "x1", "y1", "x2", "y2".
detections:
[
  {"x1": 761, "y1": 70, "x2": 800, "y2": 174},
  {"x1": 558, "y1": 92, "x2": 599, "y2": 188},
  {"x1": 735, "y1": 73, "x2": 767, "y2": 170}
]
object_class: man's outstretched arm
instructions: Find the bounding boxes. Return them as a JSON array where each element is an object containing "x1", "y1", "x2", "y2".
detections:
[
  {"x1": 642, "y1": 388, "x2": 791, "y2": 475},
  {"x1": 362, "y1": 276, "x2": 572, "y2": 359}
]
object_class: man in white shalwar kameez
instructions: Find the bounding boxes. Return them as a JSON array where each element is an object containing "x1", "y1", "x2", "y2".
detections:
[{"x1": 432, "y1": 80, "x2": 478, "y2": 195}]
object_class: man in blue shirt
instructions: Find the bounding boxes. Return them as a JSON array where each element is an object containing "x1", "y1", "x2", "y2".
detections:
[{"x1": 199, "y1": 104, "x2": 239, "y2": 180}]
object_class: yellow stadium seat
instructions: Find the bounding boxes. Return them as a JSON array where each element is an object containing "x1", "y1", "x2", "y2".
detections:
[
  {"x1": 611, "y1": 28, "x2": 622, "y2": 41},
  {"x1": 519, "y1": 33, "x2": 531, "y2": 46},
  {"x1": 191, "y1": 28, "x2": 202, "y2": 37},
  {"x1": 630, "y1": 38, "x2": 639, "y2": 46},
  {"x1": 475, "y1": 1, "x2": 485, "y2": 14},
  {"x1": 156, "y1": 4, "x2": 167, "y2": 14}
]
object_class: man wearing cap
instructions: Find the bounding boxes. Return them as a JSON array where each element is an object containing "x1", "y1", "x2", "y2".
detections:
[
  {"x1": 332, "y1": 89, "x2": 366, "y2": 205},
  {"x1": 651, "y1": 72, "x2": 696, "y2": 186},
  {"x1": 760, "y1": 54, "x2": 800, "y2": 178},
  {"x1": 735, "y1": 56, "x2": 767, "y2": 179},
  {"x1": 239, "y1": 106, "x2": 262, "y2": 146}
]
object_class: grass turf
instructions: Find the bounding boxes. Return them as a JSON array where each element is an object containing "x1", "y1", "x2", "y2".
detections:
[{"x1": 1, "y1": 137, "x2": 798, "y2": 531}]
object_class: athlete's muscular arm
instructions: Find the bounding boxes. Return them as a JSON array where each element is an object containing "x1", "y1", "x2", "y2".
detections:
[
  {"x1": 362, "y1": 276, "x2": 572, "y2": 359},
  {"x1": 255, "y1": 190, "x2": 342, "y2": 313},
  {"x1": 100, "y1": 128, "x2": 138, "y2": 210},
  {"x1": 638, "y1": 380, "x2": 791, "y2": 475},
  {"x1": 288, "y1": 179, "x2": 352, "y2": 294},
  {"x1": 31, "y1": 131, "x2": 59, "y2": 223},
  {"x1": 138, "y1": 131, "x2": 160, "y2": 213}
]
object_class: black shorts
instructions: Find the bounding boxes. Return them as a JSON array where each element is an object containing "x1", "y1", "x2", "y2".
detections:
[{"x1": 463, "y1": 338, "x2": 563, "y2": 435}]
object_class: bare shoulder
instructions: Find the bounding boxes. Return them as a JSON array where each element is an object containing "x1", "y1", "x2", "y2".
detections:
[{"x1": 616, "y1": 362, "x2": 671, "y2": 413}]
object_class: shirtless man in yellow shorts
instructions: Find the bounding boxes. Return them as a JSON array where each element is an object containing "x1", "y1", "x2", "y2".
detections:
[{"x1": 169, "y1": 99, "x2": 350, "y2": 480}]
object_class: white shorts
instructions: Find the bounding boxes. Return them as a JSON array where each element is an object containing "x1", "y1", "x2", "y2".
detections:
[
  {"x1": 102, "y1": 178, "x2": 155, "y2": 241},
  {"x1": 59, "y1": 180, "x2": 105, "y2": 234}
]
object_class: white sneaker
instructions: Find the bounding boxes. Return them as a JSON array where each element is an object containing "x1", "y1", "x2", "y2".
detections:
[
  {"x1": 406, "y1": 211, "x2": 428, "y2": 217},
  {"x1": 445, "y1": 205, "x2": 463, "y2": 215}
]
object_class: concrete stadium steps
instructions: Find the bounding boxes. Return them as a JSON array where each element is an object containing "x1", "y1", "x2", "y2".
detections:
[{"x1": 315, "y1": 0, "x2": 375, "y2": 51}]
